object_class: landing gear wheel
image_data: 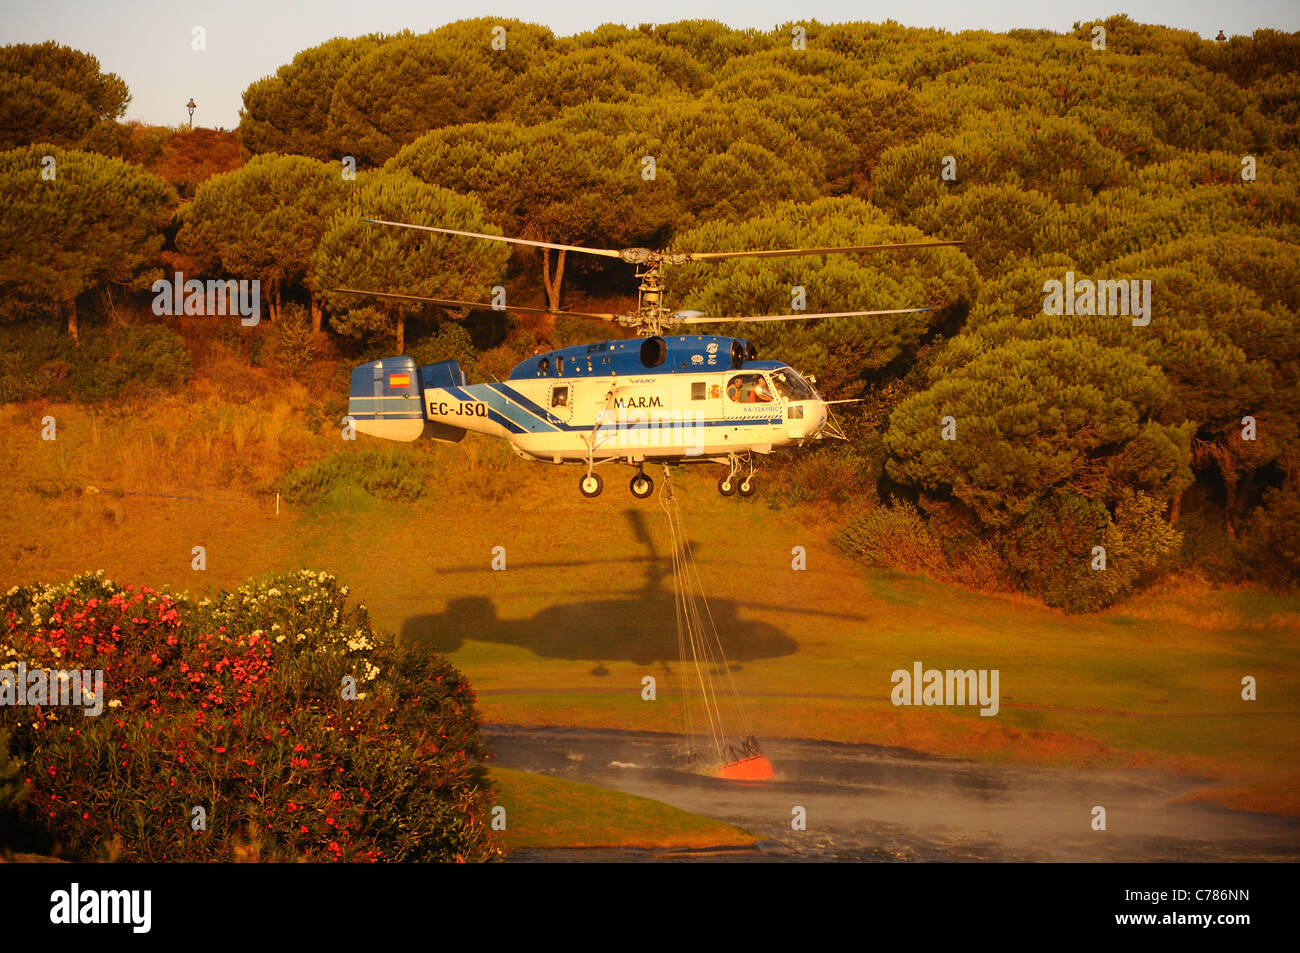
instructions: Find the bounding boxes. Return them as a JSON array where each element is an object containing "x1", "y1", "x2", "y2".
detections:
[
  {"x1": 630, "y1": 472, "x2": 654, "y2": 499},
  {"x1": 579, "y1": 473, "x2": 603, "y2": 498},
  {"x1": 718, "y1": 474, "x2": 737, "y2": 497},
  {"x1": 738, "y1": 476, "x2": 756, "y2": 497}
]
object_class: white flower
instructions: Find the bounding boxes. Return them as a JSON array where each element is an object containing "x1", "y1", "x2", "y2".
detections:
[{"x1": 107, "y1": 699, "x2": 121, "y2": 708}]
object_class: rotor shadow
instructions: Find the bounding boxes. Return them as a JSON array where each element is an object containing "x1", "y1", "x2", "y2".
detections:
[
  {"x1": 400, "y1": 508, "x2": 799, "y2": 666},
  {"x1": 400, "y1": 592, "x2": 797, "y2": 666}
]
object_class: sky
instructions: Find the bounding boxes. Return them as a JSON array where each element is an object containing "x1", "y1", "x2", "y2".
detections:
[{"x1": 2, "y1": 1, "x2": 1297, "y2": 129}]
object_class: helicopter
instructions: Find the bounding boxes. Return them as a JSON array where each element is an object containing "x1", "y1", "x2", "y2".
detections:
[{"x1": 342, "y1": 222, "x2": 959, "y2": 499}]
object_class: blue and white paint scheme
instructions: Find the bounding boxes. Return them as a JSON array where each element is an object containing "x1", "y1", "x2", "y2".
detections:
[
  {"x1": 348, "y1": 334, "x2": 831, "y2": 498},
  {"x1": 334, "y1": 217, "x2": 958, "y2": 497}
]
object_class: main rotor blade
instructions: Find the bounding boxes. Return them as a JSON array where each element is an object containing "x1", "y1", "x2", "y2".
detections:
[
  {"x1": 363, "y1": 219, "x2": 625, "y2": 259},
  {"x1": 684, "y1": 240, "x2": 964, "y2": 261},
  {"x1": 332, "y1": 288, "x2": 619, "y2": 321},
  {"x1": 679, "y1": 307, "x2": 933, "y2": 324}
]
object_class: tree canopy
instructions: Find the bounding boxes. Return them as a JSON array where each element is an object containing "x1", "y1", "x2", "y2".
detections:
[
  {"x1": 4, "y1": 19, "x2": 1298, "y2": 605},
  {"x1": 0, "y1": 144, "x2": 173, "y2": 339},
  {"x1": 0, "y1": 42, "x2": 130, "y2": 150},
  {"x1": 312, "y1": 170, "x2": 510, "y2": 352},
  {"x1": 177, "y1": 154, "x2": 352, "y2": 324}
]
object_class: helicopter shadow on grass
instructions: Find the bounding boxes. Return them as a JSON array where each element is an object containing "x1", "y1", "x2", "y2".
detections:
[{"x1": 400, "y1": 510, "x2": 844, "y2": 672}]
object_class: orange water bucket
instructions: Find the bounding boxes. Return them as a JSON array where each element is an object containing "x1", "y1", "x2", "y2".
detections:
[{"x1": 719, "y1": 755, "x2": 775, "y2": 781}]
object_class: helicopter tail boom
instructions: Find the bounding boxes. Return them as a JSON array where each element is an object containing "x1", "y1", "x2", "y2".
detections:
[{"x1": 347, "y1": 356, "x2": 477, "y2": 444}]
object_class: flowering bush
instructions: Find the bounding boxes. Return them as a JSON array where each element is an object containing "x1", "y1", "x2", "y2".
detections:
[{"x1": 0, "y1": 570, "x2": 500, "y2": 862}]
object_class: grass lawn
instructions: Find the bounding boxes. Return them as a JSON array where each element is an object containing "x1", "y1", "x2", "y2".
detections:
[
  {"x1": 487, "y1": 767, "x2": 757, "y2": 850},
  {"x1": 3, "y1": 400, "x2": 1298, "y2": 816}
]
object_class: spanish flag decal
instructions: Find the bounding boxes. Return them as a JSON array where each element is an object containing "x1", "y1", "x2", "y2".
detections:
[{"x1": 388, "y1": 373, "x2": 410, "y2": 388}]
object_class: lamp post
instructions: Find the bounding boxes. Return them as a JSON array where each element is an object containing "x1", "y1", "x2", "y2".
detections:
[{"x1": 186, "y1": 98, "x2": 197, "y2": 128}]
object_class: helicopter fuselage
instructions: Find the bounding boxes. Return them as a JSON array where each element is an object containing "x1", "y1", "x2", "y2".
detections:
[{"x1": 348, "y1": 334, "x2": 830, "y2": 495}]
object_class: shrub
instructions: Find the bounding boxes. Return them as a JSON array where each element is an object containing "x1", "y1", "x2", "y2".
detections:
[
  {"x1": 764, "y1": 441, "x2": 881, "y2": 509},
  {"x1": 277, "y1": 447, "x2": 430, "y2": 505},
  {"x1": 834, "y1": 500, "x2": 950, "y2": 575},
  {"x1": 255, "y1": 302, "x2": 314, "y2": 376},
  {"x1": 1242, "y1": 481, "x2": 1300, "y2": 586},
  {"x1": 410, "y1": 320, "x2": 478, "y2": 380},
  {"x1": 0, "y1": 570, "x2": 500, "y2": 862},
  {"x1": 68, "y1": 324, "x2": 192, "y2": 402},
  {"x1": 1002, "y1": 490, "x2": 1180, "y2": 612},
  {"x1": 0, "y1": 320, "x2": 192, "y2": 404},
  {"x1": 0, "y1": 320, "x2": 75, "y2": 402}
]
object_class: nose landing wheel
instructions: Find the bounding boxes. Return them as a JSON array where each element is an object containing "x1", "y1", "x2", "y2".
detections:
[
  {"x1": 718, "y1": 454, "x2": 756, "y2": 498},
  {"x1": 579, "y1": 472, "x2": 603, "y2": 498}
]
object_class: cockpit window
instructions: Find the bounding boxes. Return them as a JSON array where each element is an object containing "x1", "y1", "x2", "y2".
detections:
[
  {"x1": 770, "y1": 368, "x2": 817, "y2": 401},
  {"x1": 726, "y1": 373, "x2": 775, "y2": 404}
]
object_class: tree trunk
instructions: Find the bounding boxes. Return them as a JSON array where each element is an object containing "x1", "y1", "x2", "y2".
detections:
[
  {"x1": 541, "y1": 248, "x2": 566, "y2": 311},
  {"x1": 310, "y1": 296, "x2": 322, "y2": 334},
  {"x1": 103, "y1": 285, "x2": 119, "y2": 325},
  {"x1": 396, "y1": 312, "x2": 405, "y2": 355},
  {"x1": 1222, "y1": 470, "x2": 1239, "y2": 540},
  {"x1": 1234, "y1": 469, "x2": 1256, "y2": 526},
  {"x1": 65, "y1": 297, "x2": 79, "y2": 343},
  {"x1": 1169, "y1": 489, "x2": 1183, "y2": 524}
]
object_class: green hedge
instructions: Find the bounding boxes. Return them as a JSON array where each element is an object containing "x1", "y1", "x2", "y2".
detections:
[{"x1": 0, "y1": 319, "x2": 191, "y2": 403}]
